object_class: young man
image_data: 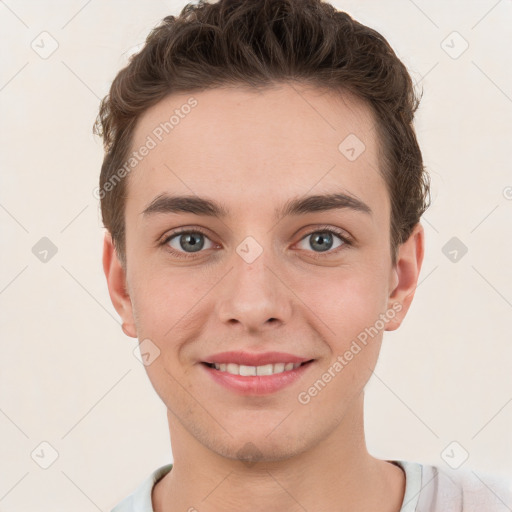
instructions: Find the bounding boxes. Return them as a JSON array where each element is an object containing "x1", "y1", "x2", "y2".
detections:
[{"x1": 95, "y1": 1, "x2": 511, "y2": 510}]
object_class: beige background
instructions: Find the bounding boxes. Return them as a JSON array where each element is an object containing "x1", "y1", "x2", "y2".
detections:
[{"x1": 1, "y1": 0, "x2": 511, "y2": 510}]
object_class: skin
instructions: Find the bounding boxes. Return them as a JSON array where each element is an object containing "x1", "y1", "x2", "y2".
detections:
[{"x1": 103, "y1": 83, "x2": 424, "y2": 512}]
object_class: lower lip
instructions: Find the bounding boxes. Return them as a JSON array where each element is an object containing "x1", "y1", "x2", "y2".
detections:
[{"x1": 200, "y1": 361, "x2": 314, "y2": 396}]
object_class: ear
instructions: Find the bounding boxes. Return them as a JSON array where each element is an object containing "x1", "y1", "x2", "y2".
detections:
[
  {"x1": 102, "y1": 232, "x2": 137, "y2": 338},
  {"x1": 385, "y1": 222, "x2": 425, "y2": 331}
]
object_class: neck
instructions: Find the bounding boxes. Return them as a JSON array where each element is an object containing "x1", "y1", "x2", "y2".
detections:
[{"x1": 153, "y1": 394, "x2": 405, "y2": 512}]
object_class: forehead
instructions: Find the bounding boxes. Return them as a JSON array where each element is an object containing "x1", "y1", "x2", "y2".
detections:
[{"x1": 127, "y1": 83, "x2": 388, "y2": 221}]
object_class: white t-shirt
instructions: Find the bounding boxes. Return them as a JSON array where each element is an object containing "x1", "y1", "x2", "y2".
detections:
[{"x1": 111, "y1": 459, "x2": 512, "y2": 512}]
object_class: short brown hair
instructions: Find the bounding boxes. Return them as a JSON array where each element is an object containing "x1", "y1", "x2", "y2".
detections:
[{"x1": 94, "y1": 0, "x2": 430, "y2": 267}]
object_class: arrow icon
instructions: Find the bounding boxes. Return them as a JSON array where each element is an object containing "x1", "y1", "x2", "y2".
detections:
[
  {"x1": 440, "y1": 31, "x2": 469, "y2": 60},
  {"x1": 442, "y1": 236, "x2": 467, "y2": 263},
  {"x1": 338, "y1": 134, "x2": 365, "y2": 161},
  {"x1": 31, "y1": 441, "x2": 59, "y2": 469},
  {"x1": 135, "y1": 338, "x2": 160, "y2": 366},
  {"x1": 32, "y1": 238, "x2": 58, "y2": 262},
  {"x1": 31, "y1": 31, "x2": 59, "y2": 60},
  {"x1": 236, "y1": 236, "x2": 263, "y2": 263}
]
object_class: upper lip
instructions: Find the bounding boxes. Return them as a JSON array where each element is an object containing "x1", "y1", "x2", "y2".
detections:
[{"x1": 203, "y1": 351, "x2": 313, "y2": 366}]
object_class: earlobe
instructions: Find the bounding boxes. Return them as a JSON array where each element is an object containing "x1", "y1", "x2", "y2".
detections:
[
  {"x1": 102, "y1": 232, "x2": 138, "y2": 338},
  {"x1": 385, "y1": 223, "x2": 425, "y2": 331}
]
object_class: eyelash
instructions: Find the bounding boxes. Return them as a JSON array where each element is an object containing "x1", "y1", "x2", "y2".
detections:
[{"x1": 160, "y1": 225, "x2": 352, "y2": 260}]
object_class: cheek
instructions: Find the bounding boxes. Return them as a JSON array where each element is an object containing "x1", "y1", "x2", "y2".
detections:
[
  {"x1": 128, "y1": 268, "x2": 213, "y2": 374},
  {"x1": 130, "y1": 265, "x2": 203, "y2": 329},
  {"x1": 300, "y1": 266, "x2": 389, "y2": 343},
  {"x1": 297, "y1": 271, "x2": 388, "y2": 407}
]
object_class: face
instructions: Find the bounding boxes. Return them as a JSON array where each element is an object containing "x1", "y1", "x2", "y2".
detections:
[{"x1": 104, "y1": 83, "x2": 423, "y2": 463}]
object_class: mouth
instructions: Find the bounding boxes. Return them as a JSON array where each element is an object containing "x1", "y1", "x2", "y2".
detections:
[
  {"x1": 201, "y1": 360, "x2": 315, "y2": 376},
  {"x1": 199, "y1": 351, "x2": 316, "y2": 395}
]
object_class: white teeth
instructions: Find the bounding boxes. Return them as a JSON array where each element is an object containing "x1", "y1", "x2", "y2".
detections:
[
  {"x1": 273, "y1": 363, "x2": 285, "y2": 374},
  {"x1": 211, "y1": 362, "x2": 304, "y2": 376},
  {"x1": 256, "y1": 364, "x2": 274, "y2": 376},
  {"x1": 226, "y1": 363, "x2": 238, "y2": 374},
  {"x1": 239, "y1": 365, "x2": 256, "y2": 376}
]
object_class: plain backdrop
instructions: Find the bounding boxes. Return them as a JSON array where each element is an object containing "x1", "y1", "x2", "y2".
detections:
[{"x1": 1, "y1": 0, "x2": 511, "y2": 510}]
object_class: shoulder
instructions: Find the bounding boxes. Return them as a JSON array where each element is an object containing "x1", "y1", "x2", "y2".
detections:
[
  {"x1": 111, "y1": 464, "x2": 173, "y2": 512},
  {"x1": 393, "y1": 459, "x2": 512, "y2": 512}
]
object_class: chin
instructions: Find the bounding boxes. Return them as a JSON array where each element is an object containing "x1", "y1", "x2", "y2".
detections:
[
  {"x1": 228, "y1": 443, "x2": 300, "y2": 465},
  {"x1": 207, "y1": 428, "x2": 311, "y2": 465}
]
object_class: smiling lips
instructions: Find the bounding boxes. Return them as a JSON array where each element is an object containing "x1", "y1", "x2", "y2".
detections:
[{"x1": 201, "y1": 351, "x2": 315, "y2": 395}]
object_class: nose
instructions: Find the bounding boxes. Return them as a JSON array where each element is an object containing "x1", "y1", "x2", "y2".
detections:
[{"x1": 215, "y1": 245, "x2": 293, "y2": 333}]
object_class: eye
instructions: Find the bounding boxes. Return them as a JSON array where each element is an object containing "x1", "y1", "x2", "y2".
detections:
[
  {"x1": 296, "y1": 228, "x2": 350, "y2": 255},
  {"x1": 163, "y1": 229, "x2": 216, "y2": 257}
]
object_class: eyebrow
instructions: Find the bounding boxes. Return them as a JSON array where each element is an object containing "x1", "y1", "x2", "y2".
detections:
[{"x1": 141, "y1": 192, "x2": 372, "y2": 220}]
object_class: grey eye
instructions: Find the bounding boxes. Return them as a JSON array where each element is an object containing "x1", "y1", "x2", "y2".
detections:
[
  {"x1": 168, "y1": 232, "x2": 214, "y2": 253},
  {"x1": 297, "y1": 231, "x2": 344, "y2": 253}
]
